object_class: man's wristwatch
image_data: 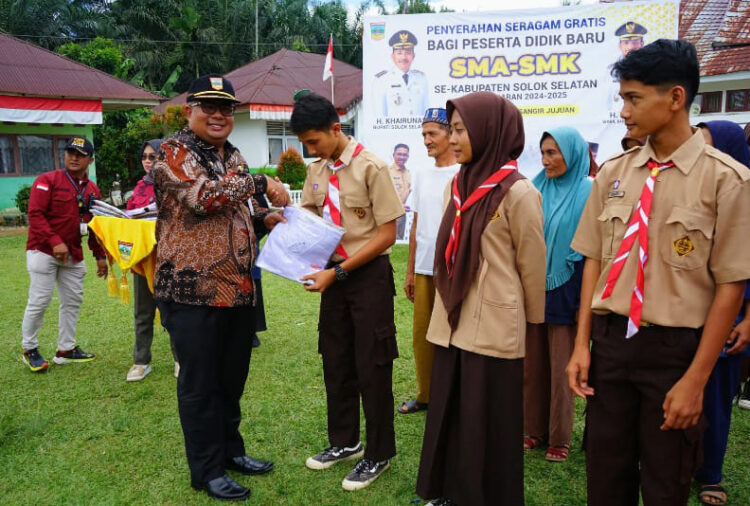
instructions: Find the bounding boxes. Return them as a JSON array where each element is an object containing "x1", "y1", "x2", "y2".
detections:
[{"x1": 333, "y1": 264, "x2": 348, "y2": 281}]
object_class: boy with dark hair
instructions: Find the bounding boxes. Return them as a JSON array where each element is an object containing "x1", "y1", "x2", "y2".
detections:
[
  {"x1": 567, "y1": 39, "x2": 750, "y2": 506},
  {"x1": 291, "y1": 92, "x2": 404, "y2": 491}
]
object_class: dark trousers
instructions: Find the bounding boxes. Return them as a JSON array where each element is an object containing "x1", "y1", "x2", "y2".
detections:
[
  {"x1": 133, "y1": 273, "x2": 177, "y2": 365},
  {"x1": 158, "y1": 301, "x2": 254, "y2": 483},
  {"x1": 586, "y1": 314, "x2": 704, "y2": 506},
  {"x1": 318, "y1": 255, "x2": 398, "y2": 461},
  {"x1": 694, "y1": 354, "x2": 742, "y2": 484}
]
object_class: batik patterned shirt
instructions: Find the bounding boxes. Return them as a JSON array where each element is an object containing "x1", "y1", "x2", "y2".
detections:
[{"x1": 152, "y1": 127, "x2": 268, "y2": 307}]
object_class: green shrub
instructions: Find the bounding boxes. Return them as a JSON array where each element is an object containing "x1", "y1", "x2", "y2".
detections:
[
  {"x1": 249, "y1": 166, "x2": 277, "y2": 177},
  {"x1": 276, "y1": 148, "x2": 307, "y2": 190},
  {"x1": 14, "y1": 185, "x2": 32, "y2": 214}
]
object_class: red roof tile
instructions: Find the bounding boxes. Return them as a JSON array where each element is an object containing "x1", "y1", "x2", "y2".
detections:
[
  {"x1": 680, "y1": 0, "x2": 750, "y2": 76},
  {"x1": 0, "y1": 33, "x2": 162, "y2": 107},
  {"x1": 158, "y1": 49, "x2": 362, "y2": 112}
]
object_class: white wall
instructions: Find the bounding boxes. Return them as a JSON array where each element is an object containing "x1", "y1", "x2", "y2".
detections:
[{"x1": 229, "y1": 117, "x2": 268, "y2": 168}]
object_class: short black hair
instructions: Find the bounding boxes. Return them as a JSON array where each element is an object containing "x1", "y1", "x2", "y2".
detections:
[
  {"x1": 394, "y1": 143, "x2": 409, "y2": 152},
  {"x1": 611, "y1": 39, "x2": 699, "y2": 111},
  {"x1": 290, "y1": 93, "x2": 339, "y2": 133}
]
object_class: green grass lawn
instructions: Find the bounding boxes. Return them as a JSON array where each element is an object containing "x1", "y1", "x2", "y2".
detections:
[{"x1": 1, "y1": 232, "x2": 749, "y2": 505}]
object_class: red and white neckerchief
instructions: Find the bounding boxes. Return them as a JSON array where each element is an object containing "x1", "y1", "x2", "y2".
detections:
[
  {"x1": 444, "y1": 160, "x2": 517, "y2": 277},
  {"x1": 322, "y1": 143, "x2": 365, "y2": 259},
  {"x1": 601, "y1": 160, "x2": 675, "y2": 338}
]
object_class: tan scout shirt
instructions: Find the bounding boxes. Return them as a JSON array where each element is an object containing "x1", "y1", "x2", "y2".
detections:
[
  {"x1": 388, "y1": 163, "x2": 412, "y2": 205},
  {"x1": 571, "y1": 129, "x2": 750, "y2": 329},
  {"x1": 426, "y1": 178, "x2": 546, "y2": 359},
  {"x1": 300, "y1": 136, "x2": 404, "y2": 257}
]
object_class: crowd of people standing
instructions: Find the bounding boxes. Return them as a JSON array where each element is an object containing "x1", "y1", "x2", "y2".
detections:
[{"x1": 17, "y1": 37, "x2": 750, "y2": 506}]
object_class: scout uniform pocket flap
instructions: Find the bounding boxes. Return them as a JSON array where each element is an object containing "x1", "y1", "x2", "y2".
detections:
[
  {"x1": 312, "y1": 192, "x2": 326, "y2": 206},
  {"x1": 596, "y1": 203, "x2": 632, "y2": 224},
  {"x1": 664, "y1": 206, "x2": 714, "y2": 239},
  {"x1": 661, "y1": 206, "x2": 714, "y2": 270},
  {"x1": 343, "y1": 194, "x2": 371, "y2": 208},
  {"x1": 597, "y1": 203, "x2": 633, "y2": 259}
]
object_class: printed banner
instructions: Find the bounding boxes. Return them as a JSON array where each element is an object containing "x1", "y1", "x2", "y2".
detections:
[{"x1": 362, "y1": 0, "x2": 679, "y2": 241}]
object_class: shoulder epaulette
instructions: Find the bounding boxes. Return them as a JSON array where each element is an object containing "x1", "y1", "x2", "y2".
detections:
[{"x1": 705, "y1": 146, "x2": 750, "y2": 181}]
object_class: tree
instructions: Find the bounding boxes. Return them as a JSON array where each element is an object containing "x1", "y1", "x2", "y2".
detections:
[{"x1": 57, "y1": 37, "x2": 130, "y2": 78}]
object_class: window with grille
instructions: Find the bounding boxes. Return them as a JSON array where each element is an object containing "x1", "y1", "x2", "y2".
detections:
[
  {"x1": 699, "y1": 91, "x2": 722, "y2": 113},
  {"x1": 726, "y1": 89, "x2": 750, "y2": 112},
  {"x1": 0, "y1": 134, "x2": 73, "y2": 177},
  {"x1": 266, "y1": 121, "x2": 355, "y2": 163}
]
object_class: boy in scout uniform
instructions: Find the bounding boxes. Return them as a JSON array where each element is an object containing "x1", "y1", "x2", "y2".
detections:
[
  {"x1": 567, "y1": 39, "x2": 750, "y2": 506},
  {"x1": 291, "y1": 92, "x2": 404, "y2": 491},
  {"x1": 374, "y1": 30, "x2": 429, "y2": 117}
]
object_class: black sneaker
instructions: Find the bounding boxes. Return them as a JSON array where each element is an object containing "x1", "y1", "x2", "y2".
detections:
[
  {"x1": 426, "y1": 499, "x2": 456, "y2": 506},
  {"x1": 305, "y1": 442, "x2": 364, "y2": 470},
  {"x1": 22, "y1": 348, "x2": 49, "y2": 372},
  {"x1": 341, "y1": 458, "x2": 390, "y2": 491},
  {"x1": 53, "y1": 345, "x2": 96, "y2": 365}
]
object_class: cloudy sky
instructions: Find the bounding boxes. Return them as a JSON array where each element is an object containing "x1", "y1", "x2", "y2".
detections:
[{"x1": 348, "y1": 0, "x2": 599, "y2": 15}]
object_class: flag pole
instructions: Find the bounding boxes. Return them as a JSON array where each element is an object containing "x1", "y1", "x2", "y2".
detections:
[{"x1": 330, "y1": 34, "x2": 335, "y2": 105}]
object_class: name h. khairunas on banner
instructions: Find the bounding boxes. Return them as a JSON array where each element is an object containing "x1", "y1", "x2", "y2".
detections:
[{"x1": 362, "y1": 0, "x2": 679, "y2": 195}]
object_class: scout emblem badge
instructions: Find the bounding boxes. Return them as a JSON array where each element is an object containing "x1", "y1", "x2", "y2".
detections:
[{"x1": 673, "y1": 236, "x2": 694, "y2": 257}]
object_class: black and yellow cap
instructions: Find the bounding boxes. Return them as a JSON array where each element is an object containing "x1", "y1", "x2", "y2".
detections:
[
  {"x1": 64, "y1": 136, "x2": 94, "y2": 157},
  {"x1": 389, "y1": 30, "x2": 417, "y2": 49},
  {"x1": 186, "y1": 74, "x2": 239, "y2": 103},
  {"x1": 615, "y1": 21, "x2": 647, "y2": 41}
]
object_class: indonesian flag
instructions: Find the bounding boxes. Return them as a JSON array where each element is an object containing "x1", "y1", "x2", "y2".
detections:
[
  {"x1": 323, "y1": 35, "x2": 333, "y2": 82},
  {"x1": 0, "y1": 95, "x2": 102, "y2": 124}
]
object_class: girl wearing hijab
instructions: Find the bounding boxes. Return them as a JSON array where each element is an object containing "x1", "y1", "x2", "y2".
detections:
[
  {"x1": 693, "y1": 121, "x2": 750, "y2": 506},
  {"x1": 125, "y1": 139, "x2": 179, "y2": 382},
  {"x1": 415, "y1": 92, "x2": 546, "y2": 506},
  {"x1": 524, "y1": 127, "x2": 592, "y2": 463}
]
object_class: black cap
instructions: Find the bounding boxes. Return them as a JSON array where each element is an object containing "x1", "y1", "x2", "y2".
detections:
[
  {"x1": 389, "y1": 30, "x2": 417, "y2": 49},
  {"x1": 615, "y1": 21, "x2": 647, "y2": 40},
  {"x1": 186, "y1": 74, "x2": 239, "y2": 103},
  {"x1": 65, "y1": 136, "x2": 94, "y2": 157}
]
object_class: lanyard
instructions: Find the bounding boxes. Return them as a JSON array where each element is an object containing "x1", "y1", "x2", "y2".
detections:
[{"x1": 63, "y1": 170, "x2": 89, "y2": 216}]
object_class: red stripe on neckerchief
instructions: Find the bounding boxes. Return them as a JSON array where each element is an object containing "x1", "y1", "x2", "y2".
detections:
[
  {"x1": 322, "y1": 143, "x2": 365, "y2": 259},
  {"x1": 444, "y1": 160, "x2": 517, "y2": 277},
  {"x1": 600, "y1": 160, "x2": 675, "y2": 338}
]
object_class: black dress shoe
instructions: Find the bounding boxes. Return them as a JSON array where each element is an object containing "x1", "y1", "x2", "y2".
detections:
[
  {"x1": 227, "y1": 455, "x2": 274, "y2": 475},
  {"x1": 191, "y1": 474, "x2": 250, "y2": 501},
  {"x1": 251, "y1": 334, "x2": 261, "y2": 348}
]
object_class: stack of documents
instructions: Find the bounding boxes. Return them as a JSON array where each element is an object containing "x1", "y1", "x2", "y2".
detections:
[{"x1": 257, "y1": 206, "x2": 344, "y2": 284}]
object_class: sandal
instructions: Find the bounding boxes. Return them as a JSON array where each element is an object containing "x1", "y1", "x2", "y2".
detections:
[
  {"x1": 523, "y1": 436, "x2": 543, "y2": 451},
  {"x1": 698, "y1": 484, "x2": 727, "y2": 506},
  {"x1": 545, "y1": 445, "x2": 569, "y2": 462},
  {"x1": 398, "y1": 399, "x2": 428, "y2": 414}
]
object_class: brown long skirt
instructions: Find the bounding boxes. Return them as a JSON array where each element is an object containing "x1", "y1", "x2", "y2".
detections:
[{"x1": 416, "y1": 345, "x2": 524, "y2": 506}]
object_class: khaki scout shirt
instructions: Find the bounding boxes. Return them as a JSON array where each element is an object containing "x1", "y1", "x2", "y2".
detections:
[
  {"x1": 300, "y1": 136, "x2": 405, "y2": 257},
  {"x1": 427, "y1": 178, "x2": 546, "y2": 359},
  {"x1": 571, "y1": 129, "x2": 750, "y2": 329},
  {"x1": 388, "y1": 163, "x2": 412, "y2": 205}
]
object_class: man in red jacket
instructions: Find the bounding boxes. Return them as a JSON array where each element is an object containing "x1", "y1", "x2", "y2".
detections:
[{"x1": 21, "y1": 136, "x2": 108, "y2": 372}]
